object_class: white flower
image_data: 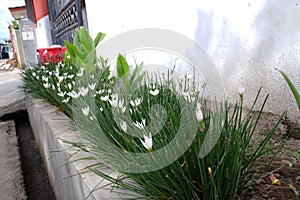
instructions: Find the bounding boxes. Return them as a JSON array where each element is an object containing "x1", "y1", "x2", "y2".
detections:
[
  {"x1": 133, "y1": 119, "x2": 146, "y2": 130},
  {"x1": 62, "y1": 97, "x2": 70, "y2": 103},
  {"x1": 58, "y1": 91, "x2": 66, "y2": 97},
  {"x1": 88, "y1": 83, "x2": 96, "y2": 90},
  {"x1": 129, "y1": 97, "x2": 143, "y2": 107},
  {"x1": 52, "y1": 84, "x2": 55, "y2": 90},
  {"x1": 115, "y1": 98, "x2": 126, "y2": 113},
  {"x1": 101, "y1": 95, "x2": 109, "y2": 101},
  {"x1": 109, "y1": 94, "x2": 119, "y2": 108},
  {"x1": 42, "y1": 76, "x2": 48, "y2": 82},
  {"x1": 118, "y1": 99, "x2": 124, "y2": 108},
  {"x1": 89, "y1": 116, "x2": 94, "y2": 121},
  {"x1": 68, "y1": 83, "x2": 73, "y2": 90},
  {"x1": 32, "y1": 72, "x2": 36, "y2": 77},
  {"x1": 68, "y1": 90, "x2": 80, "y2": 98},
  {"x1": 120, "y1": 120, "x2": 127, "y2": 132},
  {"x1": 181, "y1": 91, "x2": 196, "y2": 102},
  {"x1": 140, "y1": 133, "x2": 153, "y2": 152},
  {"x1": 96, "y1": 89, "x2": 104, "y2": 95},
  {"x1": 58, "y1": 76, "x2": 64, "y2": 82},
  {"x1": 119, "y1": 106, "x2": 126, "y2": 114},
  {"x1": 149, "y1": 88, "x2": 159, "y2": 96},
  {"x1": 90, "y1": 74, "x2": 94, "y2": 79},
  {"x1": 82, "y1": 106, "x2": 90, "y2": 116},
  {"x1": 99, "y1": 107, "x2": 103, "y2": 112},
  {"x1": 68, "y1": 74, "x2": 75, "y2": 79},
  {"x1": 43, "y1": 83, "x2": 50, "y2": 88},
  {"x1": 77, "y1": 68, "x2": 84, "y2": 77},
  {"x1": 196, "y1": 102, "x2": 203, "y2": 122},
  {"x1": 238, "y1": 85, "x2": 245, "y2": 96},
  {"x1": 79, "y1": 87, "x2": 89, "y2": 96},
  {"x1": 108, "y1": 71, "x2": 113, "y2": 80}
]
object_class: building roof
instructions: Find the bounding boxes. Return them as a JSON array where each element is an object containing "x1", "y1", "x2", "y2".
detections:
[{"x1": 8, "y1": 6, "x2": 27, "y2": 20}]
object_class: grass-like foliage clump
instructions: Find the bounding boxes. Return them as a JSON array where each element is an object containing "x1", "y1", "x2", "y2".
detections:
[{"x1": 21, "y1": 27, "x2": 284, "y2": 200}]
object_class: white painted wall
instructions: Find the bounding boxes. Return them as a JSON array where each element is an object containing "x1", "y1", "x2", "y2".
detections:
[
  {"x1": 85, "y1": 0, "x2": 300, "y2": 122},
  {"x1": 35, "y1": 15, "x2": 53, "y2": 48}
]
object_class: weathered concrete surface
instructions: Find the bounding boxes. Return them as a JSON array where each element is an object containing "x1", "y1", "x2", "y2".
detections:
[
  {"x1": 0, "y1": 69, "x2": 25, "y2": 118},
  {"x1": 0, "y1": 120, "x2": 26, "y2": 200},
  {"x1": 86, "y1": 0, "x2": 300, "y2": 125},
  {"x1": 26, "y1": 97, "x2": 135, "y2": 200}
]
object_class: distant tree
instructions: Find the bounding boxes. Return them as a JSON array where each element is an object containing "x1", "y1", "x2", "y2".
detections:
[{"x1": 11, "y1": 20, "x2": 19, "y2": 29}]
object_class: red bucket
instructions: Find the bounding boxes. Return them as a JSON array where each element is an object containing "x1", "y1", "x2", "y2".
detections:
[{"x1": 36, "y1": 46, "x2": 66, "y2": 64}]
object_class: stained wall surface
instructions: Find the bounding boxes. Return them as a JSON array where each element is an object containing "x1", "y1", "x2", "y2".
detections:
[{"x1": 86, "y1": 0, "x2": 300, "y2": 122}]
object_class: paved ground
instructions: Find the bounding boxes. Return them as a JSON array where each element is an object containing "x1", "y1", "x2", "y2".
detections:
[
  {"x1": 0, "y1": 69, "x2": 25, "y2": 118},
  {"x1": 0, "y1": 120, "x2": 26, "y2": 200},
  {"x1": 0, "y1": 69, "x2": 56, "y2": 200},
  {"x1": 0, "y1": 69, "x2": 26, "y2": 200}
]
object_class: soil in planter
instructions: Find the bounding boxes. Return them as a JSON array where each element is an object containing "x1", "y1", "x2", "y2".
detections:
[
  {"x1": 244, "y1": 112, "x2": 300, "y2": 200},
  {"x1": 1, "y1": 110, "x2": 56, "y2": 200}
]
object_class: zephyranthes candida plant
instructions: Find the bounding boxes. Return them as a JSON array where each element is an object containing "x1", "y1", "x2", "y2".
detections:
[{"x1": 21, "y1": 27, "x2": 285, "y2": 200}]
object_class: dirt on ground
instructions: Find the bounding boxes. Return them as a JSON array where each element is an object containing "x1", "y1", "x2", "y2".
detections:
[
  {"x1": 1, "y1": 111, "x2": 56, "y2": 200},
  {"x1": 14, "y1": 111, "x2": 56, "y2": 200},
  {"x1": 0, "y1": 120, "x2": 26, "y2": 200},
  {"x1": 244, "y1": 112, "x2": 300, "y2": 200}
]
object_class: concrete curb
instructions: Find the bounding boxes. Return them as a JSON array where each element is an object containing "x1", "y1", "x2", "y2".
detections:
[{"x1": 25, "y1": 97, "x2": 134, "y2": 200}]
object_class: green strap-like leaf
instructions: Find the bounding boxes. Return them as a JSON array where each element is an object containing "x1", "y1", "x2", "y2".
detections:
[{"x1": 276, "y1": 68, "x2": 300, "y2": 111}]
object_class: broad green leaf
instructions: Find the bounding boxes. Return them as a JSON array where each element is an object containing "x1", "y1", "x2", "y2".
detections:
[
  {"x1": 75, "y1": 56, "x2": 84, "y2": 66},
  {"x1": 64, "y1": 40, "x2": 85, "y2": 61},
  {"x1": 78, "y1": 26, "x2": 93, "y2": 53},
  {"x1": 84, "y1": 49, "x2": 97, "y2": 65},
  {"x1": 276, "y1": 68, "x2": 300, "y2": 111},
  {"x1": 117, "y1": 54, "x2": 129, "y2": 79},
  {"x1": 73, "y1": 29, "x2": 81, "y2": 50},
  {"x1": 64, "y1": 40, "x2": 76, "y2": 58},
  {"x1": 94, "y1": 32, "x2": 106, "y2": 48},
  {"x1": 81, "y1": 43, "x2": 91, "y2": 56}
]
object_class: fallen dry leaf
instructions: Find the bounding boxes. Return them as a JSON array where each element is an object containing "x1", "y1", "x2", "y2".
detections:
[{"x1": 269, "y1": 173, "x2": 281, "y2": 186}]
